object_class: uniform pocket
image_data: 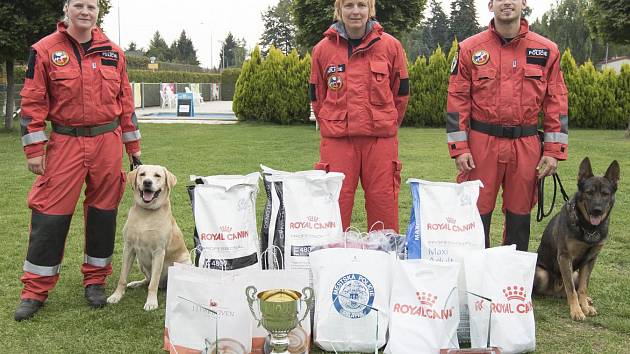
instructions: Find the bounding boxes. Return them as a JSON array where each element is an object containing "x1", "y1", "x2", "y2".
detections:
[
  {"x1": 100, "y1": 67, "x2": 121, "y2": 104},
  {"x1": 116, "y1": 170, "x2": 127, "y2": 204},
  {"x1": 471, "y1": 68, "x2": 496, "y2": 101},
  {"x1": 49, "y1": 69, "x2": 80, "y2": 104},
  {"x1": 392, "y1": 160, "x2": 402, "y2": 193},
  {"x1": 521, "y1": 66, "x2": 546, "y2": 107},
  {"x1": 369, "y1": 61, "x2": 391, "y2": 106}
]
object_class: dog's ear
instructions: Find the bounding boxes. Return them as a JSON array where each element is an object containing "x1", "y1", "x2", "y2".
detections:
[
  {"x1": 578, "y1": 157, "x2": 593, "y2": 190},
  {"x1": 128, "y1": 168, "x2": 139, "y2": 189},
  {"x1": 164, "y1": 167, "x2": 177, "y2": 189},
  {"x1": 605, "y1": 160, "x2": 620, "y2": 190}
]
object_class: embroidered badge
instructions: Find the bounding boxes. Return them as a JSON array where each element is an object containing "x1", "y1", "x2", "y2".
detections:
[
  {"x1": 51, "y1": 50, "x2": 70, "y2": 67},
  {"x1": 101, "y1": 51, "x2": 119, "y2": 60},
  {"x1": 526, "y1": 48, "x2": 549, "y2": 66},
  {"x1": 328, "y1": 74, "x2": 343, "y2": 90},
  {"x1": 472, "y1": 50, "x2": 490, "y2": 66},
  {"x1": 450, "y1": 52, "x2": 459, "y2": 75},
  {"x1": 326, "y1": 64, "x2": 346, "y2": 75}
]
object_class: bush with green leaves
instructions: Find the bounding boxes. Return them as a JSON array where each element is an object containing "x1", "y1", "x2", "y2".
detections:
[
  {"x1": 233, "y1": 47, "x2": 263, "y2": 121},
  {"x1": 220, "y1": 68, "x2": 242, "y2": 101},
  {"x1": 127, "y1": 70, "x2": 220, "y2": 84}
]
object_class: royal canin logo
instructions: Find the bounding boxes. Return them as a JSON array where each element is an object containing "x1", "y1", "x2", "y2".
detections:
[
  {"x1": 307, "y1": 216, "x2": 319, "y2": 222},
  {"x1": 416, "y1": 291, "x2": 438, "y2": 307},
  {"x1": 289, "y1": 216, "x2": 336, "y2": 230},
  {"x1": 503, "y1": 286, "x2": 527, "y2": 301},
  {"x1": 392, "y1": 290, "x2": 454, "y2": 320},
  {"x1": 426, "y1": 218, "x2": 475, "y2": 232},
  {"x1": 220, "y1": 225, "x2": 232, "y2": 233}
]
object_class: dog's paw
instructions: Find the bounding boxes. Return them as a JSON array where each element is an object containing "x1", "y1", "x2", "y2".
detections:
[
  {"x1": 107, "y1": 292, "x2": 123, "y2": 304},
  {"x1": 143, "y1": 299, "x2": 159, "y2": 311},
  {"x1": 570, "y1": 307, "x2": 586, "y2": 321},
  {"x1": 582, "y1": 304, "x2": 598, "y2": 316},
  {"x1": 127, "y1": 279, "x2": 148, "y2": 289}
]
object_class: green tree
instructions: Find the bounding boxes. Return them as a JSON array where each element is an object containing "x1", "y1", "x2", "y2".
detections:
[
  {"x1": 584, "y1": 0, "x2": 630, "y2": 45},
  {"x1": 283, "y1": 49, "x2": 311, "y2": 123},
  {"x1": 425, "y1": 0, "x2": 450, "y2": 53},
  {"x1": 400, "y1": 25, "x2": 430, "y2": 62},
  {"x1": 174, "y1": 30, "x2": 200, "y2": 66},
  {"x1": 260, "y1": 0, "x2": 296, "y2": 55},
  {"x1": 0, "y1": 0, "x2": 64, "y2": 129},
  {"x1": 257, "y1": 47, "x2": 288, "y2": 122},
  {"x1": 219, "y1": 33, "x2": 247, "y2": 68},
  {"x1": 449, "y1": 0, "x2": 480, "y2": 43},
  {"x1": 233, "y1": 46, "x2": 263, "y2": 120},
  {"x1": 619, "y1": 65, "x2": 630, "y2": 136},
  {"x1": 293, "y1": 0, "x2": 426, "y2": 51},
  {"x1": 404, "y1": 56, "x2": 428, "y2": 126},
  {"x1": 146, "y1": 31, "x2": 170, "y2": 61}
]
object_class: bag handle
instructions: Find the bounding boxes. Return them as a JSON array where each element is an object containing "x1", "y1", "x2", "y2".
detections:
[{"x1": 261, "y1": 245, "x2": 285, "y2": 269}]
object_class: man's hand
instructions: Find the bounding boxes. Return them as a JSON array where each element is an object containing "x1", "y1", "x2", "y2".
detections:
[
  {"x1": 455, "y1": 153, "x2": 475, "y2": 172},
  {"x1": 27, "y1": 155, "x2": 45, "y2": 175},
  {"x1": 537, "y1": 156, "x2": 558, "y2": 178}
]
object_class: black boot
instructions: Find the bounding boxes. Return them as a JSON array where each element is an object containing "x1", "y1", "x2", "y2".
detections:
[
  {"x1": 85, "y1": 284, "x2": 107, "y2": 308},
  {"x1": 504, "y1": 211, "x2": 531, "y2": 251},
  {"x1": 480, "y1": 212, "x2": 492, "y2": 248},
  {"x1": 14, "y1": 299, "x2": 43, "y2": 321}
]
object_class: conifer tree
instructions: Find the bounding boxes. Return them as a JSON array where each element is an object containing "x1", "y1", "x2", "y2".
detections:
[
  {"x1": 257, "y1": 47, "x2": 288, "y2": 123},
  {"x1": 449, "y1": 0, "x2": 480, "y2": 43},
  {"x1": 233, "y1": 46, "x2": 263, "y2": 121}
]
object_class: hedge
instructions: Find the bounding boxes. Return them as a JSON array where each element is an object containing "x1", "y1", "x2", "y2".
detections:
[
  {"x1": 125, "y1": 54, "x2": 207, "y2": 73},
  {"x1": 127, "y1": 70, "x2": 220, "y2": 83},
  {"x1": 220, "y1": 68, "x2": 242, "y2": 101}
]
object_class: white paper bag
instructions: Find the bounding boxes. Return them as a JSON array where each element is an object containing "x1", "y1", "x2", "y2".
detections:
[
  {"x1": 191, "y1": 172, "x2": 261, "y2": 270},
  {"x1": 385, "y1": 259, "x2": 461, "y2": 354},
  {"x1": 164, "y1": 264, "x2": 253, "y2": 353},
  {"x1": 310, "y1": 248, "x2": 392, "y2": 353},
  {"x1": 464, "y1": 247, "x2": 537, "y2": 353}
]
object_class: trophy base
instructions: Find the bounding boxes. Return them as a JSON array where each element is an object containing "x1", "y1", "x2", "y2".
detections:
[{"x1": 263, "y1": 335, "x2": 289, "y2": 354}]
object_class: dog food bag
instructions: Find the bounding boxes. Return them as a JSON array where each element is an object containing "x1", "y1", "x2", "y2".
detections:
[
  {"x1": 385, "y1": 259, "x2": 460, "y2": 354},
  {"x1": 260, "y1": 165, "x2": 326, "y2": 269},
  {"x1": 406, "y1": 179, "x2": 485, "y2": 340},
  {"x1": 164, "y1": 264, "x2": 253, "y2": 354},
  {"x1": 464, "y1": 247, "x2": 537, "y2": 353},
  {"x1": 266, "y1": 172, "x2": 344, "y2": 271},
  {"x1": 309, "y1": 248, "x2": 392, "y2": 352},
  {"x1": 191, "y1": 172, "x2": 261, "y2": 271}
]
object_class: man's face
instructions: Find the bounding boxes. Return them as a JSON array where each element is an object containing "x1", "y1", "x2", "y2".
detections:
[
  {"x1": 341, "y1": 0, "x2": 369, "y2": 35},
  {"x1": 66, "y1": 0, "x2": 99, "y2": 32},
  {"x1": 488, "y1": 0, "x2": 526, "y2": 24}
]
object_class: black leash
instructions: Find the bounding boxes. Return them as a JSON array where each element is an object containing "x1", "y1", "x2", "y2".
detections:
[
  {"x1": 536, "y1": 173, "x2": 570, "y2": 222},
  {"x1": 130, "y1": 155, "x2": 142, "y2": 171}
]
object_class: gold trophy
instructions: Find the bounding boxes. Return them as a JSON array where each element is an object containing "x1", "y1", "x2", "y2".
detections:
[{"x1": 246, "y1": 286, "x2": 314, "y2": 354}]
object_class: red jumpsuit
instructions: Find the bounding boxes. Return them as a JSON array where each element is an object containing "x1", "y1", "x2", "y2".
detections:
[
  {"x1": 446, "y1": 19, "x2": 568, "y2": 250},
  {"x1": 310, "y1": 20, "x2": 409, "y2": 232},
  {"x1": 19, "y1": 23, "x2": 141, "y2": 302}
]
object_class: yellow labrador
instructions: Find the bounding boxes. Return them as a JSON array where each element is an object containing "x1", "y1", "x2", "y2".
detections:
[{"x1": 107, "y1": 165, "x2": 191, "y2": 311}]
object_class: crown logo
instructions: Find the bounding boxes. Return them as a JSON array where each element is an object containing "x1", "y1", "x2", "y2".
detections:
[
  {"x1": 446, "y1": 217, "x2": 456, "y2": 224},
  {"x1": 503, "y1": 286, "x2": 527, "y2": 301},
  {"x1": 220, "y1": 225, "x2": 232, "y2": 232},
  {"x1": 209, "y1": 299, "x2": 218, "y2": 307},
  {"x1": 307, "y1": 216, "x2": 319, "y2": 222},
  {"x1": 416, "y1": 291, "x2": 438, "y2": 307}
]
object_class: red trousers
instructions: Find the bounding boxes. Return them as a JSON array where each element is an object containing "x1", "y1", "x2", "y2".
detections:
[
  {"x1": 315, "y1": 136, "x2": 402, "y2": 232},
  {"x1": 20, "y1": 130, "x2": 126, "y2": 301},
  {"x1": 458, "y1": 131, "x2": 540, "y2": 248}
]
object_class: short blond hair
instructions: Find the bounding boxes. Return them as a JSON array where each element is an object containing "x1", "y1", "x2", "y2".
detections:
[{"x1": 333, "y1": 0, "x2": 376, "y2": 21}]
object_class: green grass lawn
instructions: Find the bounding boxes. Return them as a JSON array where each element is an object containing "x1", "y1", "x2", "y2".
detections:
[{"x1": 1, "y1": 123, "x2": 629, "y2": 353}]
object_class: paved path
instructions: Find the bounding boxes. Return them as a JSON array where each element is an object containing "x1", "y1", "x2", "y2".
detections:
[{"x1": 136, "y1": 100, "x2": 237, "y2": 124}]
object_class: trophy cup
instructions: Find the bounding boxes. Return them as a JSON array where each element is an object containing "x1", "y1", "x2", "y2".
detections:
[{"x1": 246, "y1": 286, "x2": 314, "y2": 354}]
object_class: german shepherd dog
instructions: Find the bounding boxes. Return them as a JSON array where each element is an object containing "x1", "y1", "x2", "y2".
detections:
[{"x1": 534, "y1": 157, "x2": 620, "y2": 321}]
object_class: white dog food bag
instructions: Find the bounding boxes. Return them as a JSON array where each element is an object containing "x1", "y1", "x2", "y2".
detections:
[
  {"x1": 464, "y1": 247, "x2": 537, "y2": 353},
  {"x1": 260, "y1": 165, "x2": 326, "y2": 269},
  {"x1": 309, "y1": 248, "x2": 392, "y2": 353},
  {"x1": 267, "y1": 172, "x2": 344, "y2": 271},
  {"x1": 406, "y1": 179, "x2": 485, "y2": 341},
  {"x1": 386, "y1": 259, "x2": 461, "y2": 354},
  {"x1": 164, "y1": 264, "x2": 253, "y2": 353},
  {"x1": 191, "y1": 172, "x2": 261, "y2": 271}
]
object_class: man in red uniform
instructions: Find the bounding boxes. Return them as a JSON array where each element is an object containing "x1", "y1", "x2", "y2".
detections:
[
  {"x1": 15, "y1": 0, "x2": 141, "y2": 321},
  {"x1": 446, "y1": 0, "x2": 568, "y2": 251},
  {"x1": 310, "y1": 0, "x2": 409, "y2": 232}
]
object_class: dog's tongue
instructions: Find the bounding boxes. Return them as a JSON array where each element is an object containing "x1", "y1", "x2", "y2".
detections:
[
  {"x1": 590, "y1": 215, "x2": 603, "y2": 226},
  {"x1": 142, "y1": 191, "x2": 155, "y2": 202}
]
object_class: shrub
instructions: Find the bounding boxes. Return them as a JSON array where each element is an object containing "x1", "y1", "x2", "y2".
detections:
[{"x1": 220, "y1": 68, "x2": 241, "y2": 101}]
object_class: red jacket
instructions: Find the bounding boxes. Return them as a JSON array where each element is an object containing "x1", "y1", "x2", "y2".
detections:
[
  {"x1": 310, "y1": 21, "x2": 409, "y2": 138},
  {"x1": 20, "y1": 22, "x2": 140, "y2": 158},
  {"x1": 446, "y1": 19, "x2": 568, "y2": 160}
]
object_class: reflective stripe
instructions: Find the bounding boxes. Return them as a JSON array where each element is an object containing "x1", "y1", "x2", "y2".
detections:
[
  {"x1": 23, "y1": 260, "x2": 60, "y2": 276},
  {"x1": 544, "y1": 132, "x2": 568, "y2": 144},
  {"x1": 84, "y1": 255, "x2": 112, "y2": 267},
  {"x1": 122, "y1": 130, "x2": 141, "y2": 143},
  {"x1": 447, "y1": 131, "x2": 467, "y2": 142},
  {"x1": 21, "y1": 131, "x2": 48, "y2": 146},
  {"x1": 560, "y1": 115, "x2": 569, "y2": 134}
]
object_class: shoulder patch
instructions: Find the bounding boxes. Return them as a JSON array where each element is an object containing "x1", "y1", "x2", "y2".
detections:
[
  {"x1": 526, "y1": 48, "x2": 549, "y2": 66},
  {"x1": 51, "y1": 50, "x2": 70, "y2": 67},
  {"x1": 26, "y1": 48, "x2": 37, "y2": 79},
  {"x1": 472, "y1": 50, "x2": 490, "y2": 66}
]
